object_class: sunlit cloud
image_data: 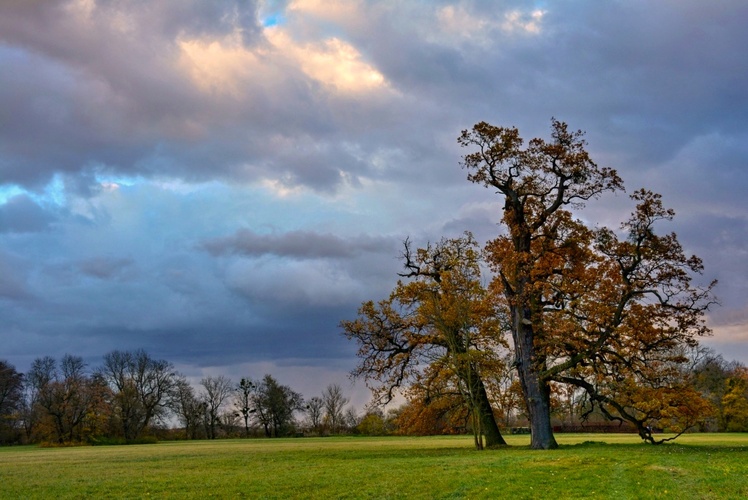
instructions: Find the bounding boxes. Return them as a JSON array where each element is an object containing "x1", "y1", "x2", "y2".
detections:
[
  {"x1": 178, "y1": 33, "x2": 267, "y2": 97},
  {"x1": 265, "y1": 28, "x2": 387, "y2": 93}
]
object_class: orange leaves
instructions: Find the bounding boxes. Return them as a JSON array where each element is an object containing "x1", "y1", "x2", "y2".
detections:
[
  {"x1": 459, "y1": 119, "x2": 717, "y2": 444},
  {"x1": 722, "y1": 371, "x2": 748, "y2": 431},
  {"x1": 341, "y1": 233, "x2": 508, "y2": 409},
  {"x1": 459, "y1": 119, "x2": 623, "y2": 230}
]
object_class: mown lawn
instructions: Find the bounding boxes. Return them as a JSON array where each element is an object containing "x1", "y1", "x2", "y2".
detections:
[{"x1": 1, "y1": 434, "x2": 746, "y2": 499}]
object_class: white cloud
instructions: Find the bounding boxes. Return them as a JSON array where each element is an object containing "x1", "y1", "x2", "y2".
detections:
[{"x1": 178, "y1": 33, "x2": 269, "y2": 98}]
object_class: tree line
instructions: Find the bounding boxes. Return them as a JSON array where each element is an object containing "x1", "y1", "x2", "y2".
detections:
[
  {"x1": 342, "y1": 119, "x2": 747, "y2": 449},
  {"x1": 0, "y1": 350, "x2": 361, "y2": 445}
]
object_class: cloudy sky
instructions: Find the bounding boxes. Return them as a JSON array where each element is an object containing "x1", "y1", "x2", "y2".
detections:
[{"x1": 1, "y1": 0, "x2": 747, "y2": 407}]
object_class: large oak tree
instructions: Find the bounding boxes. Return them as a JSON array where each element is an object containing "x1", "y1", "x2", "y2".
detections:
[{"x1": 459, "y1": 119, "x2": 716, "y2": 448}]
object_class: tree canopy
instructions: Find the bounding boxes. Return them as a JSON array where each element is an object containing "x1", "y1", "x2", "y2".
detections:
[{"x1": 342, "y1": 233, "x2": 509, "y2": 448}]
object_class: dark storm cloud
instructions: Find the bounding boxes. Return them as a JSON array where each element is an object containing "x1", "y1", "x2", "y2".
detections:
[{"x1": 201, "y1": 228, "x2": 392, "y2": 260}]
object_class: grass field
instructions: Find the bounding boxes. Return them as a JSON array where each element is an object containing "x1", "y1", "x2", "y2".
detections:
[{"x1": 1, "y1": 434, "x2": 747, "y2": 499}]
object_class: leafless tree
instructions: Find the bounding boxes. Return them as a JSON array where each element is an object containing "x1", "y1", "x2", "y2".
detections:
[
  {"x1": 200, "y1": 375, "x2": 233, "y2": 439},
  {"x1": 322, "y1": 384, "x2": 349, "y2": 434}
]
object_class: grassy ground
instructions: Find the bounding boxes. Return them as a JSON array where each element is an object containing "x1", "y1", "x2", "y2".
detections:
[{"x1": 1, "y1": 433, "x2": 747, "y2": 499}]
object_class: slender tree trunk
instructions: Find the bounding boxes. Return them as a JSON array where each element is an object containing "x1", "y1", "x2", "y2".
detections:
[{"x1": 514, "y1": 308, "x2": 558, "y2": 450}]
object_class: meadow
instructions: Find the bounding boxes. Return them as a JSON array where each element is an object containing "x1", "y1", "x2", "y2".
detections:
[{"x1": 1, "y1": 434, "x2": 747, "y2": 499}]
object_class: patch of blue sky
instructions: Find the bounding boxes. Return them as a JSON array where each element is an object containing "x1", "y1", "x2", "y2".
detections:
[
  {"x1": 262, "y1": 13, "x2": 285, "y2": 28},
  {"x1": 0, "y1": 184, "x2": 25, "y2": 204},
  {"x1": 259, "y1": 0, "x2": 286, "y2": 27},
  {"x1": 0, "y1": 174, "x2": 67, "y2": 207},
  {"x1": 43, "y1": 174, "x2": 67, "y2": 206}
]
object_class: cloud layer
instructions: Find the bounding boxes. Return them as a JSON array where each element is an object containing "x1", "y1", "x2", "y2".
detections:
[{"x1": 2, "y1": 0, "x2": 747, "y2": 404}]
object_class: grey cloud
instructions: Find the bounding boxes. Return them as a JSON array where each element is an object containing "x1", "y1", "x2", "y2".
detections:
[
  {"x1": 0, "y1": 0, "x2": 287, "y2": 188},
  {"x1": 201, "y1": 228, "x2": 393, "y2": 260},
  {"x1": 0, "y1": 252, "x2": 33, "y2": 301},
  {"x1": 0, "y1": 0, "x2": 468, "y2": 195},
  {"x1": 0, "y1": 195, "x2": 56, "y2": 233},
  {"x1": 669, "y1": 212, "x2": 748, "y2": 310},
  {"x1": 77, "y1": 256, "x2": 135, "y2": 280}
]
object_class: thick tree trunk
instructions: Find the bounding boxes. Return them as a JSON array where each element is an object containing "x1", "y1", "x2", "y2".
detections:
[
  {"x1": 514, "y1": 308, "x2": 558, "y2": 450},
  {"x1": 520, "y1": 368, "x2": 557, "y2": 449}
]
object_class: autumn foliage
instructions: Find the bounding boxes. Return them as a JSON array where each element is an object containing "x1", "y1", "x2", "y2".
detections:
[{"x1": 344, "y1": 119, "x2": 720, "y2": 449}]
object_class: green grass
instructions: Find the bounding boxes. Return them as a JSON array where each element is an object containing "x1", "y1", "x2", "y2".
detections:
[{"x1": 1, "y1": 434, "x2": 747, "y2": 498}]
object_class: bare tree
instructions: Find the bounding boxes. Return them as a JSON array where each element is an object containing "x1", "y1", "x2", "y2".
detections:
[
  {"x1": 20, "y1": 356, "x2": 55, "y2": 442},
  {"x1": 0, "y1": 360, "x2": 24, "y2": 443},
  {"x1": 305, "y1": 396, "x2": 324, "y2": 435},
  {"x1": 170, "y1": 375, "x2": 203, "y2": 439},
  {"x1": 344, "y1": 407, "x2": 360, "y2": 432},
  {"x1": 235, "y1": 378, "x2": 255, "y2": 437},
  {"x1": 99, "y1": 349, "x2": 176, "y2": 442},
  {"x1": 200, "y1": 375, "x2": 233, "y2": 439},
  {"x1": 322, "y1": 384, "x2": 349, "y2": 434}
]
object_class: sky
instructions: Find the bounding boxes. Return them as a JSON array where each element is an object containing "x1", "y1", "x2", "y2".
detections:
[{"x1": 1, "y1": 0, "x2": 747, "y2": 410}]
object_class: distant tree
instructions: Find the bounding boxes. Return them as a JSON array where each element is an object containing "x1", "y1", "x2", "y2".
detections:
[
  {"x1": 305, "y1": 396, "x2": 324, "y2": 435},
  {"x1": 0, "y1": 360, "x2": 23, "y2": 443},
  {"x1": 721, "y1": 367, "x2": 748, "y2": 432},
  {"x1": 83, "y1": 372, "x2": 115, "y2": 441},
  {"x1": 690, "y1": 348, "x2": 748, "y2": 431},
  {"x1": 343, "y1": 407, "x2": 360, "y2": 432},
  {"x1": 356, "y1": 408, "x2": 394, "y2": 436},
  {"x1": 0, "y1": 360, "x2": 23, "y2": 417},
  {"x1": 321, "y1": 384, "x2": 349, "y2": 435},
  {"x1": 31, "y1": 355, "x2": 92, "y2": 443},
  {"x1": 99, "y1": 349, "x2": 176, "y2": 442},
  {"x1": 235, "y1": 378, "x2": 255, "y2": 437},
  {"x1": 251, "y1": 375, "x2": 304, "y2": 437},
  {"x1": 170, "y1": 375, "x2": 203, "y2": 439},
  {"x1": 21, "y1": 356, "x2": 55, "y2": 442},
  {"x1": 200, "y1": 375, "x2": 233, "y2": 439},
  {"x1": 219, "y1": 409, "x2": 241, "y2": 437},
  {"x1": 459, "y1": 119, "x2": 716, "y2": 447}
]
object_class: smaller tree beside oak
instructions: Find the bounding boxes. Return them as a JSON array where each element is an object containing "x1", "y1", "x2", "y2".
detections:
[{"x1": 342, "y1": 234, "x2": 508, "y2": 448}]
